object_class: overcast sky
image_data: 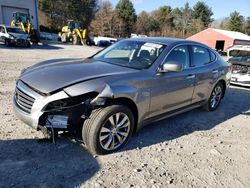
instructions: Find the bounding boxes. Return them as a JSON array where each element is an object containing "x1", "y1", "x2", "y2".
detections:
[{"x1": 109, "y1": 0, "x2": 250, "y2": 19}]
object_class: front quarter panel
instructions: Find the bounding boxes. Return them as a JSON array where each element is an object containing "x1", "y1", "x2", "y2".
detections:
[{"x1": 63, "y1": 74, "x2": 151, "y2": 125}]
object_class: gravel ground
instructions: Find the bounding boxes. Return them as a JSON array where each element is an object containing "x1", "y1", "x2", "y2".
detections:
[{"x1": 0, "y1": 43, "x2": 250, "y2": 188}]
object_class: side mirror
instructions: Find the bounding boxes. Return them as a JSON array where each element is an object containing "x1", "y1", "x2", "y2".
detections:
[{"x1": 159, "y1": 61, "x2": 183, "y2": 73}]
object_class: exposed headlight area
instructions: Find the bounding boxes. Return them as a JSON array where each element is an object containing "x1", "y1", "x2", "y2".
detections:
[
  {"x1": 43, "y1": 98, "x2": 71, "y2": 112},
  {"x1": 39, "y1": 92, "x2": 98, "y2": 131},
  {"x1": 231, "y1": 64, "x2": 250, "y2": 86},
  {"x1": 232, "y1": 64, "x2": 250, "y2": 74},
  {"x1": 43, "y1": 93, "x2": 96, "y2": 112}
]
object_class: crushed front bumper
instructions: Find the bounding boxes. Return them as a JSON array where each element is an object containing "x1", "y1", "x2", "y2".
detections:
[{"x1": 13, "y1": 81, "x2": 69, "y2": 130}]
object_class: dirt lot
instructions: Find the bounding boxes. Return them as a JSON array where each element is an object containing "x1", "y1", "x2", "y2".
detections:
[{"x1": 0, "y1": 43, "x2": 250, "y2": 188}]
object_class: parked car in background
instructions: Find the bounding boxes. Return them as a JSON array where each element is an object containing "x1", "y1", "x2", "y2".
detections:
[
  {"x1": 13, "y1": 38, "x2": 231, "y2": 155},
  {"x1": 0, "y1": 25, "x2": 30, "y2": 47},
  {"x1": 228, "y1": 45, "x2": 250, "y2": 87},
  {"x1": 93, "y1": 36, "x2": 117, "y2": 47},
  {"x1": 131, "y1": 33, "x2": 148, "y2": 38}
]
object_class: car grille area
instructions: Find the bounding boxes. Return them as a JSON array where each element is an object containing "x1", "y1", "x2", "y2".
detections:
[{"x1": 15, "y1": 87, "x2": 35, "y2": 114}]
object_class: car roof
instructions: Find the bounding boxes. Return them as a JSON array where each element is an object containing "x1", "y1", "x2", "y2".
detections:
[
  {"x1": 125, "y1": 37, "x2": 214, "y2": 51},
  {"x1": 125, "y1": 37, "x2": 185, "y2": 45},
  {"x1": 125, "y1": 37, "x2": 206, "y2": 46}
]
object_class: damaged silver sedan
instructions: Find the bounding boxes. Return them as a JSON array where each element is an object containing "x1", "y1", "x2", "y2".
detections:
[
  {"x1": 13, "y1": 38, "x2": 231, "y2": 155},
  {"x1": 228, "y1": 45, "x2": 250, "y2": 87}
]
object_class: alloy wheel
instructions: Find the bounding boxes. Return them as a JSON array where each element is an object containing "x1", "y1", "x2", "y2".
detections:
[
  {"x1": 210, "y1": 85, "x2": 222, "y2": 109},
  {"x1": 99, "y1": 112, "x2": 131, "y2": 151}
]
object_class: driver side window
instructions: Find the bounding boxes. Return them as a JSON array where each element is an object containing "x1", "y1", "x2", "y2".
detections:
[{"x1": 164, "y1": 45, "x2": 190, "y2": 69}]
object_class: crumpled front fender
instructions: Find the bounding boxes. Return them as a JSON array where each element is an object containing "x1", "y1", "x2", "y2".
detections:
[{"x1": 64, "y1": 79, "x2": 138, "y2": 103}]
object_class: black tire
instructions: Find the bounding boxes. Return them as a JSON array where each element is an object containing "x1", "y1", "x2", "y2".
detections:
[
  {"x1": 203, "y1": 82, "x2": 224, "y2": 111},
  {"x1": 82, "y1": 105, "x2": 134, "y2": 155},
  {"x1": 61, "y1": 33, "x2": 67, "y2": 43},
  {"x1": 85, "y1": 35, "x2": 92, "y2": 46},
  {"x1": 27, "y1": 42, "x2": 31, "y2": 48},
  {"x1": 72, "y1": 34, "x2": 80, "y2": 45},
  {"x1": 30, "y1": 29, "x2": 40, "y2": 44}
]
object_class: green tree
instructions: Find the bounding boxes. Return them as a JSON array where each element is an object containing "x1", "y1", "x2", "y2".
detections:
[
  {"x1": 244, "y1": 17, "x2": 250, "y2": 35},
  {"x1": 218, "y1": 17, "x2": 229, "y2": 30},
  {"x1": 173, "y1": 3, "x2": 192, "y2": 37},
  {"x1": 39, "y1": 0, "x2": 98, "y2": 31},
  {"x1": 181, "y1": 3, "x2": 192, "y2": 37},
  {"x1": 68, "y1": 0, "x2": 98, "y2": 27},
  {"x1": 39, "y1": 0, "x2": 69, "y2": 30},
  {"x1": 136, "y1": 11, "x2": 151, "y2": 35},
  {"x1": 189, "y1": 18, "x2": 205, "y2": 34},
  {"x1": 90, "y1": 0, "x2": 115, "y2": 36},
  {"x1": 192, "y1": 1, "x2": 213, "y2": 28},
  {"x1": 227, "y1": 11, "x2": 244, "y2": 32},
  {"x1": 151, "y1": 6, "x2": 173, "y2": 36},
  {"x1": 115, "y1": 0, "x2": 137, "y2": 37}
]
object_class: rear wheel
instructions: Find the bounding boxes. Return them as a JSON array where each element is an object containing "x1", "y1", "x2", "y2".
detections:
[
  {"x1": 82, "y1": 105, "x2": 134, "y2": 155},
  {"x1": 30, "y1": 30, "x2": 40, "y2": 44},
  {"x1": 203, "y1": 82, "x2": 224, "y2": 111}
]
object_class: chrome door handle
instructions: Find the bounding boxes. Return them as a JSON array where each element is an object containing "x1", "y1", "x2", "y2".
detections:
[
  {"x1": 212, "y1": 70, "x2": 218, "y2": 74},
  {"x1": 186, "y1": 74, "x2": 195, "y2": 79}
]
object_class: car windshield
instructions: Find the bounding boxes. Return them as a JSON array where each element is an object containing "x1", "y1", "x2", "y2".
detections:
[
  {"x1": 15, "y1": 13, "x2": 30, "y2": 24},
  {"x1": 229, "y1": 50, "x2": 250, "y2": 62},
  {"x1": 93, "y1": 40, "x2": 166, "y2": 69},
  {"x1": 7, "y1": 27, "x2": 25, "y2": 34}
]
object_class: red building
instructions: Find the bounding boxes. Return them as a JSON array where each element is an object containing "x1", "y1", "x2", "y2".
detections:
[{"x1": 187, "y1": 28, "x2": 250, "y2": 51}]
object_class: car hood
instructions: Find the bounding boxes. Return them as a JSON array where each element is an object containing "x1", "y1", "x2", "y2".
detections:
[
  {"x1": 9, "y1": 32, "x2": 28, "y2": 39},
  {"x1": 20, "y1": 58, "x2": 138, "y2": 94}
]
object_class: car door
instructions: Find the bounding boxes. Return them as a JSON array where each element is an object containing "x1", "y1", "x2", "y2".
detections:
[
  {"x1": 149, "y1": 45, "x2": 196, "y2": 118},
  {"x1": 189, "y1": 45, "x2": 219, "y2": 103}
]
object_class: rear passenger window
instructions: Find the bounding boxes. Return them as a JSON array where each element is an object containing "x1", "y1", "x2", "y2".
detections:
[
  {"x1": 191, "y1": 46, "x2": 210, "y2": 67},
  {"x1": 210, "y1": 51, "x2": 217, "y2": 62}
]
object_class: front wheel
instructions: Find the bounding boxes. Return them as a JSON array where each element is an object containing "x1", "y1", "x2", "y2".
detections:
[
  {"x1": 203, "y1": 82, "x2": 224, "y2": 111},
  {"x1": 61, "y1": 33, "x2": 67, "y2": 43},
  {"x1": 82, "y1": 105, "x2": 134, "y2": 155}
]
